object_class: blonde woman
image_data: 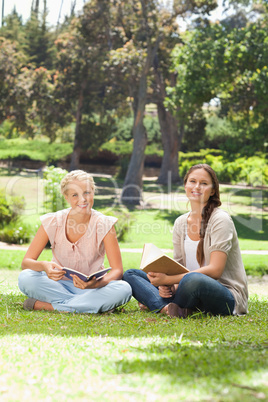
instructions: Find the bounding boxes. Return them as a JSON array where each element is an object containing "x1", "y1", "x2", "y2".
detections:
[
  {"x1": 19, "y1": 170, "x2": 132, "y2": 313},
  {"x1": 123, "y1": 164, "x2": 248, "y2": 317}
]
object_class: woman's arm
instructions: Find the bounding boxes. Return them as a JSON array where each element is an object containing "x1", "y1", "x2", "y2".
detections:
[
  {"x1": 72, "y1": 226, "x2": 123, "y2": 290},
  {"x1": 195, "y1": 250, "x2": 227, "y2": 278},
  {"x1": 21, "y1": 225, "x2": 65, "y2": 281}
]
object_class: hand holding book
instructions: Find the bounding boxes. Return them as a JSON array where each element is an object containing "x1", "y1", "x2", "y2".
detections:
[{"x1": 62, "y1": 267, "x2": 111, "y2": 282}]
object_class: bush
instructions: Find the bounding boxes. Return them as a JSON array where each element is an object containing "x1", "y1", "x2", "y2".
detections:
[
  {"x1": 0, "y1": 191, "x2": 29, "y2": 244},
  {"x1": 111, "y1": 114, "x2": 161, "y2": 144},
  {"x1": 0, "y1": 138, "x2": 72, "y2": 164},
  {"x1": 43, "y1": 166, "x2": 69, "y2": 213},
  {"x1": 0, "y1": 221, "x2": 33, "y2": 244},
  {"x1": 0, "y1": 190, "x2": 25, "y2": 227},
  {"x1": 179, "y1": 150, "x2": 268, "y2": 186}
]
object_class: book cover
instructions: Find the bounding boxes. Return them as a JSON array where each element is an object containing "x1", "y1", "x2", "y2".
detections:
[
  {"x1": 62, "y1": 267, "x2": 110, "y2": 282},
  {"x1": 140, "y1": 243, "x2": 189, "y2": 275}
]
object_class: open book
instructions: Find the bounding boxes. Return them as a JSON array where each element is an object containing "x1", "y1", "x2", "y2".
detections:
[
  {"x1": 140, "y1": 243, "x2": 189, "y2": 275},
  {"x1": 62, "y1": 267, "x2": 110, "y2": 282}
]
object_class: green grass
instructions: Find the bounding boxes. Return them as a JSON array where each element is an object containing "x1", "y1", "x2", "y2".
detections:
[{"x1": 0, "y1": 269, "x2": 267, "y2": 401}]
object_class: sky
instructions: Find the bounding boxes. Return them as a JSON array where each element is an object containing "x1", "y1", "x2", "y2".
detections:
[{"x1": 1, "y1": 0, "x2": 227, "y2": 28}]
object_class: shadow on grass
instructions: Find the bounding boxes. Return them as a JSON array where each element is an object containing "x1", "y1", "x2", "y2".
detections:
[
  {"x1": 233, "y1": 215, "x2": 268, "y2": 240},
  {"x1": 157, "y1": 210, "x2": 268, "y2": 242}
]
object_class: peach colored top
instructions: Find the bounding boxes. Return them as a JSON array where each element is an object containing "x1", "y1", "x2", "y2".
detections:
[{"x1": 40, "y1": 208, "x2": 117, "y2": 276}]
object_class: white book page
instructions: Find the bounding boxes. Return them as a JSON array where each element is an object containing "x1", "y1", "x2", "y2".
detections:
[{"x1": 140, "y1": 243, "x2": 165, "y2": 269}]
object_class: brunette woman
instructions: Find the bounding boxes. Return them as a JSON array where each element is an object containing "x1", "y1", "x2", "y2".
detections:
[{"x1": 123, "y1": 164, "x2": 248, "y2": 317}]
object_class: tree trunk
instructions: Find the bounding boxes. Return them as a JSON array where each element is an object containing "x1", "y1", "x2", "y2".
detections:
[
  {"x1": 69, "y1": 81, "x2": 86, "y2": 171},
  {"x1": 157, "y1": 101, "x2": 180, "y2": 184},
  {"x1": 121, "y1": 36, "x2": 161, "y2": 205},
  {"x1": 121, "y1": 73, "x2": 148, "y2": 204},
  {"x1": 153, "y1": 62, "x2": 180, "y2": 184}
]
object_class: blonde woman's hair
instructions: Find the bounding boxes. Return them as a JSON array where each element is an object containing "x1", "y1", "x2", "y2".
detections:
[{"x1": 60, "y1": 170, "x2": 96, "y2": 195}]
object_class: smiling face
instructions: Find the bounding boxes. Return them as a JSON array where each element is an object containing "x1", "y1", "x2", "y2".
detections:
[
  {"x1": 64, "y1": 180, "x2": 94, "y2": 214},
  {"x1": 184, "y1": 168, "x2": 215, "y2": 207}
]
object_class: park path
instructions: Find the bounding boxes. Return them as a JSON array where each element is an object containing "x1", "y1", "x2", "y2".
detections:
[{"x1": 0, "y1": 241, "x2": 267, "y2": 255}]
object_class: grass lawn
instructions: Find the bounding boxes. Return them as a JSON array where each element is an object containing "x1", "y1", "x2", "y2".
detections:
[{"x1": 0, "y1": 268, "x2": 267, "y2": 401}]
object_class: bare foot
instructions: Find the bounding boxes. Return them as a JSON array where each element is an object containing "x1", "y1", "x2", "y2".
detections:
[
  {"x1": 34, "y1": 300, "x2": 54, "y2": 311},
  {"x1": 161, "y1": 303, "x2": 192, "y2": 318},
  {"x1": 138, "y1": 302, "x2": 149, "y2": 311}
]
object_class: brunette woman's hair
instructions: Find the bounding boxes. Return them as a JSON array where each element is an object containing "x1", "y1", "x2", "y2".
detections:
[{"x1": 184, "y1": 164, "x2": 221, "y2": 266}]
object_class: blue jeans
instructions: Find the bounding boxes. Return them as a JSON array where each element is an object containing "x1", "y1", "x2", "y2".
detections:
[
  {"x1": 18, "y1": 269, "x2": 132, "y2": 313},
  {"x1": 123, "y1": 270, "x2": 235, "y2": 315}
]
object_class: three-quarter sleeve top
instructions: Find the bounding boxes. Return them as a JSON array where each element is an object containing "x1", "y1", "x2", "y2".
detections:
[
  {"x1": 40, "y1": 208, "x2": 117, "y2": 277},
  {"x1": 173, "y1": 208, "x2": 248, "y2": 315}
]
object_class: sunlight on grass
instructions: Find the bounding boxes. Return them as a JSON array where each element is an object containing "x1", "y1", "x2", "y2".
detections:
[{"x1": 0, "y1": 268, "x2": 267, "y2": 401}]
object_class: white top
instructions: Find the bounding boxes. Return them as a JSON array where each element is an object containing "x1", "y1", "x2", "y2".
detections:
[{"x1": 184, "y1": 234, "x2": 199, "y2": 271}]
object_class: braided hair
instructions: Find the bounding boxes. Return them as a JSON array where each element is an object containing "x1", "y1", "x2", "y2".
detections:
[{"x1": 183, "y1": 164, "x2": 221, "y2": 266}]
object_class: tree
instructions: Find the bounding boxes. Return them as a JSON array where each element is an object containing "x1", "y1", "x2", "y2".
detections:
[
  {"x1": 0, "y1": 8, "x2": 25, "y2": 44},
  {"x1": 54, "y1": 1, "x2": 122, "y2": 170},
  {"x1": 107, "y1": 0, "x2": 218, "y2": 203},
  {"x1": 166, "y1": 2, "x2": 268, "y2": 156},
  {"x1": 0, "y1": 38, "x2": 28, "y2": 128},
  {"x1": 23, "y1": 0, "x2": 55, "y2": 69}
]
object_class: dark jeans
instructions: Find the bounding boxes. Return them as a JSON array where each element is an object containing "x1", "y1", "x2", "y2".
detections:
[{"x1": 123, "y1": 269, "x2": 235, "y2": 315}]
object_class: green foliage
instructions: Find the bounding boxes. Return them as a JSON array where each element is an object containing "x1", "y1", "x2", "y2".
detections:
[
  {"x1": 0, "y1": 221, "x2": 32, "y2": 244},
  {"x1": 0, "y1": 189, "x2": 28, "y2": 244},
  {"x1": 0, "y1": 139, "x2": 72, "y2": 163},
  {"x1": 204, "y1": 114, "x2": 240, "y2": 154},
  {"x1": 179, "y1": 150, "x2": 268, "y2": 186},
  {"x1": 43, "y1": 166, "x2": 68, "y2": 213},
  {"x1": 78, "y1": 114, "x2": 116, "y2": 154},
  {"x1": 101, "y1": 140, "x2": 133, "y2": 157},
  {"x1": 111, "y1": 114, "x2": 161, "y2": 143},
  {"x1": 0, "y1": 189, "x2": 24, "y2": 227},
  {"x1": 168, "y1": 14, "x2": 268, "y2": 156},
  {"x1": 0, "y1": 120, "x2": 19, "y2": 139}
]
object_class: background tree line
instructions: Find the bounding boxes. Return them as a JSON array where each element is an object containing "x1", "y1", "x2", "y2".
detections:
[{"x1": 0, "y1": 0, "x2": 267, "y2": 203}]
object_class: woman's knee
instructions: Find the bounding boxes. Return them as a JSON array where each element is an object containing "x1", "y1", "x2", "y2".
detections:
[
  {"x1": 122, "y1": 269, "x2": 138, "y2": 282},
  {"x1": 18, "y1": 269, "x2": 41, "y2": 292},
  {"x1": 118, "y1": 280, "x2": 132, "y2": 300},
  {"x1": 179, "y1": 272, "x2": 205, "y2": 292}
]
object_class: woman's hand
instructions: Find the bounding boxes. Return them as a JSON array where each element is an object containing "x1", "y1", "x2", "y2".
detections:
[
  {"x1": 43, "y1": 262, "x2": 66, "y2": 281},
  {"x1": 72, "y1": 274, "x2": 104, "y2": 290},
  {"x1": 147, "y1": 272, "x2": 167, "y2": 287},
  {"x1": 158, "y1": 285, "x2": 176, "y2": 298}
]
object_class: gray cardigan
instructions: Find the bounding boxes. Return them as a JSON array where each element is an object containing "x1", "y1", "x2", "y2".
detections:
[{"x1": 173, "y1": 208, "x2": 248, "y2": 315}]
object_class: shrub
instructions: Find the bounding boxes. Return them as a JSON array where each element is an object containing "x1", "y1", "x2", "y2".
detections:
[
  {"x1": 43, "y1": 166, "x2": 68, "y2": 213},
  {"x1": 0, "y1": 190, "x2": 25, "y2": 227},
  {"x1": 0, "y1": 191, "x2": 29, "y2": 244},
  {"x1": 0, "y1": 221, "x2": 32, "y2": 244},
  {"x1": 179, "y1": 150, "x2": 268, "y2": 186}
]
